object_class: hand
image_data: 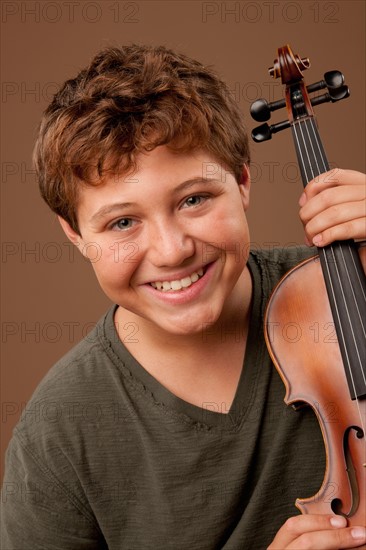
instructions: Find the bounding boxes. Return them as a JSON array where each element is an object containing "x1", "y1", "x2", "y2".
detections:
[
  {"x1": 298, "y1": 169, "x2": 366, "y2": 247},
  {"x1": 268, "y1": 514, "x2": 366, "y2": 549}
]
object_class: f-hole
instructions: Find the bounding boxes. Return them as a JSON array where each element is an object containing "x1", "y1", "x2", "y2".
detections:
[{"x1": 331, "y1": 425, "x2": 364, "y2": 517}]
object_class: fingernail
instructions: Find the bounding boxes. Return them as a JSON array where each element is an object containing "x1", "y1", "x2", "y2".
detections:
[
  {"x1": 351, "y1": 527, "x2": 366, "y2": 540},
  {"x1": 313, "y1": 234, "x2": 322, "y2": 246},
  {"x1": 330, "y1": 516, "x2": 347, "y2": 528},
  {"x1": 299, "y1": 192, "x2": 307, "y2": 206}
]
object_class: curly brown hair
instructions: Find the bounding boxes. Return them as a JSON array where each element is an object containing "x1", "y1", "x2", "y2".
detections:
[{"x1": 33, "y1": 44, "x2": 250, "y2": 234}]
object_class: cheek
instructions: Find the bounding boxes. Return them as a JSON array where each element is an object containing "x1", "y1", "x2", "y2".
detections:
[
  {"x1": 221, "y1": 211, "x2": 250, "y2": 268},
  {"x1": 89, "y1": 240, "x2": 140, "y2": 289},
  {"x1": 107, "y1": 240, "x2": 141, "y2": 266},
  {"x1": 210, "y1": 205, "x2": 250, "y2": 245},
  {"x1": 199, "y1": 214, "x2": 249, "y2": 271}
]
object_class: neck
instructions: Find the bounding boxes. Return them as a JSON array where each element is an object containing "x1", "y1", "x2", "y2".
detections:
[{"x1": 114, "y1": 266, "x2": 253, "y2": 411}]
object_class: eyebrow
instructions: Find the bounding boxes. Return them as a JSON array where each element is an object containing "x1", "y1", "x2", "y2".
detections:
[
  {"x1": 90, "y1": 202, "x2": 135, "y2": 225},
  {"x1": 89, "y1": 177, "x2": 221, "y2": 225}
]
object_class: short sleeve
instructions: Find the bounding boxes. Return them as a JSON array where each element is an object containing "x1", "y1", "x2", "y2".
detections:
[{"x1": 1, "y1": 434, "x2": 107, "y2": 549}]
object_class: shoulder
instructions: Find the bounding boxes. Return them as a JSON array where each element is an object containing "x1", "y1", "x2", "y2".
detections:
[
  {"x1": 246, "y1": 246, "x2": 317, "y2": 308},
  {"x1": 23, "y1": 308, "x2": 113, "y2": 397},
  {"x1": 250, "y1": 245, "x2": 316, "y2": 278},
  {"x1": 2, "y1": 307, "x2": 127, "y2": 528},
  {"x1": 12, "y1": 306, "x2": 127, "y2": 447}
]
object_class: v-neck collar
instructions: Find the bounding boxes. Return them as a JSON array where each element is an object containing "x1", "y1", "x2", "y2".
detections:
[{"x1": 101, "y1": 252, "x2": 268, "y2": 430}]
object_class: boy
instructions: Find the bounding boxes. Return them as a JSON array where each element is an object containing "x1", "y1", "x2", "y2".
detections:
[{"x1": 1, "y1": 44, "x2": 365, "y2": 549}]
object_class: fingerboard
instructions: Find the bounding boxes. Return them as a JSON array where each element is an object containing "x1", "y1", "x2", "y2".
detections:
[{"x1": 291, "y1": 117, "x2": 366, "y2": 399}]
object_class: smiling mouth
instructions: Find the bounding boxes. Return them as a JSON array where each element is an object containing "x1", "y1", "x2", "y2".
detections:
[{"x1": 150, "y1": 268, "x2": 205, "y2": 292}]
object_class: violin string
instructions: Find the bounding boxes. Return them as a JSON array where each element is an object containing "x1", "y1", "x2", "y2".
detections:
[
  {"x1": 321, "y1": 248, "x2": 366, "y2": 434},
  {"x1": 295, "y1": 117, "x2": 365, "y2": 433},
  {"x1": 292, "y1": 120, "x2": 351, "y2": 368},
  {"x1": 306, "y1": 116, "x2": 366, "y2": 339},
  {"x1": 301, "y1": 116, "x2": 364, "y2": 379},
  {"x1": 338, "y1": 247, "x2": 366, "y2": 386},
  {"x1": 306, "y1": 116, "x2": 366, "y2": 342},
  {"x1": 295, "y1": 118, "x2": 356, "y2": 379},
  {"x1": 291, "y1": 95, "x2": 366, "y2": 377},
  {"x1": 301, "y1": 117, "x2": 322, "y2": 175},
  {"x1": 338, "y1": 245, "x2": 366, "y2": 340},
  {"x1": 349, "y1": 249, "x2": 366, "y2": 303},
  {"x1": 292, "y1": 117, "x2": 365, "y2": 432},
  {"x1": 299, "y1": 117, "x2": 365, "y2": 429},
  {"x1": 328, "y1": 244, "x2": 365, "y2": 378}
]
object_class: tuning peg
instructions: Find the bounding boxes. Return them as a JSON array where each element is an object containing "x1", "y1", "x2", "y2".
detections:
[
  {"x1": 324, "y1": 70, "x2": 345, "y2": 88},
  {"x1": 250, "y1": 98, "x2": 286, "y2": 122},
  {"x1": 311, "y1": 84, "x2": 350, "y2": 106},
  {"x1": 251, "y1": 120, "x2": 291, "y2": 142},
  {"x1": 307, "y1": 70, "x2": 345, "y2": 93}
]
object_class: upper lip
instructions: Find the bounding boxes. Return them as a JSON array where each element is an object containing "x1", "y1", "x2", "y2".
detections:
[{"x1": 142, "y1": 264, "x2": 210, "y2": 285}]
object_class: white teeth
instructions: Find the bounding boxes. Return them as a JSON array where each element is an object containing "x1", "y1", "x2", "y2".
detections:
[
  {"x1": 181, "y1": 277, "x2": 192, "y2": 288},
  {"x1": 150, "y1": 268, "x2": 205, "y2": 292},
  {"x1": 171, "y1": 280, "x2": 182, "y2": 291}
]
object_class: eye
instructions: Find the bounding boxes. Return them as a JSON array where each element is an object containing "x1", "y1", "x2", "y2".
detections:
[
  {"x1": 182, "y1": 195, "x2": 208, "y2": 208},
  {"x1": 110, "y1": 218, "x2": 134, "y2": 231}
]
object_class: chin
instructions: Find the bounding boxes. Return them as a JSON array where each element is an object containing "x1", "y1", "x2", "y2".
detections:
[{"x1": 162, "y1": 309, "x2": 220, "y2": 337}]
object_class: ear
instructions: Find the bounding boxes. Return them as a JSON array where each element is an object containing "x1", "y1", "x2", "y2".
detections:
[
  {"x1": 238, "y1": 164, "x2": 251, "y2": 210},
  {"x1": 58, "y1": 216, "x2": 84, "y2": 249}
]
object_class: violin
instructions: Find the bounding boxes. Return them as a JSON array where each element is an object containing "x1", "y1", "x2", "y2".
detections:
[{"x1": 250, "y1": 45, "x2": 366, "y2": 525}]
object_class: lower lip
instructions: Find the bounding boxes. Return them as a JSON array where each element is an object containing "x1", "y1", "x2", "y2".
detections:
[{"x1": 142, "y1": 262, "x2": 217, "y2": 305}]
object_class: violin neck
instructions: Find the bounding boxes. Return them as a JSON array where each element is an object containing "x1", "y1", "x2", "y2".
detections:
[{"x1": 292, "y1": 118, "x2": 366, "y2": 400}]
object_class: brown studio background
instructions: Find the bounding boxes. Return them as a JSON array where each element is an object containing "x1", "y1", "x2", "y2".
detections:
[{"x1": 1, "y1": 0, "x2": 365, "y2": 480}]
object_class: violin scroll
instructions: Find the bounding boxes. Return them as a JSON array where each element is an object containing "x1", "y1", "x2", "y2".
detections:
[
  {"x1": 250, "y1": 45, "x2": 350, "y2": 141},
  {"x1": 268, "y1": 45, "x2": 309, "y2": 82}
]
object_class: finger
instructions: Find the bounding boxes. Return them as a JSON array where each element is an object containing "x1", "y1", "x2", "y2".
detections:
[
  {"x1": 268, "y1": 515, "x2": 366, "y2": 550},
  {"x1": 302, "y1": 202, "x2": 366, "y2": 246},
  {"x1": 299, "y1": 185, "x2": 366, "y2": 225},
  {"x1": 288, "y1": 526, "x2": 366, "y2": 550},
  {"x1": 310, "y1": 218, "x2": 366, "y2": 247},
  {"x1": 268, "y1": 514, "x2": 347, "y2": 549},
  {"x1": 300, "y1": 169, "x2": 366, "y2": 203}
]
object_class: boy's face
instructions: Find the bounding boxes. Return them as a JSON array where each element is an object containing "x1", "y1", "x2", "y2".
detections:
[{"x1": 60, "y1": 146, "x2": 251, "y2": 336}]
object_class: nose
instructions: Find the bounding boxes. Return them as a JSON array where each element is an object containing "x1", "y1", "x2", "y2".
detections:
[{"x1": 146, "y1": 217, "x2": 195, "y2": 267}]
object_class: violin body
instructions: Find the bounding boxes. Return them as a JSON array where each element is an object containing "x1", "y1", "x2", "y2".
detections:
[
  {"x1": 265, "y1": 250, "x2": 366, "y2": 525},
  {"x1": 251, "y1": 45, "x2": 366, "y2": 526}
]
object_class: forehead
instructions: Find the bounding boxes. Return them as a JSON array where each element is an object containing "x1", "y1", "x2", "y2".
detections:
[
  {"x1": 129, "y1": 146, "x2": 229, "y2": 180},
  {"x1": 78, "y1": 146, "x2": 234, "y2": 207}
]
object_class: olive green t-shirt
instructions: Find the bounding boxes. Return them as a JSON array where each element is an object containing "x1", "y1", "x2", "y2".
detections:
[{"x1": 1, "y1": 248, "x2": 325, "y2": 549}]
